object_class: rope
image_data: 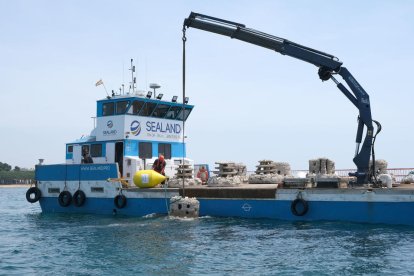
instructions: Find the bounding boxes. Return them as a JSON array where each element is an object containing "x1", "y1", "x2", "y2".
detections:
[
  {"x1": 164, "y1": 183, "x2": 170, "y2": 215},
  {"x1": 181, "y1": 25, "x2": 187, "y2": 197}
]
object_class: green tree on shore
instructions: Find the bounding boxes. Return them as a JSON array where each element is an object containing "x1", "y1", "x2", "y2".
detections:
[{"x1": 0, "y1": 162, "x2": 11, "y2": 171}]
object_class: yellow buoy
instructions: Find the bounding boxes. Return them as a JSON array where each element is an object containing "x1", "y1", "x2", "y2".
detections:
[{"x1": 133, "y1": 170, "x2": 166, "y2": 188}]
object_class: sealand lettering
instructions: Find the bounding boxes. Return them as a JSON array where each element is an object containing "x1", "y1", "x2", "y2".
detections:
[{"x1": 145, "y1": 121, "x2": 181, "y2": 134}]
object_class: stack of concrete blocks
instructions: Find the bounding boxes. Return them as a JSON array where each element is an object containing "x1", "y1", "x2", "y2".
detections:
[
  {"x1": 308, "y1": 158, "x2": 336, "y2": 176},
  {"x1": 169, "y1": 196, "x2": 199, "y2": 218},
  {"x1": 168, "y1": 164, "x2": 202, "y2": 188},
  {"x1": 307, "y1": 157, "x2": 347, "y2": 188},
  {"x1": 207, "y1": 161, "x2": 247, "y2": 187},
  {"x1": 248, "y1": 160, "x2": 290, "y2": 184}
]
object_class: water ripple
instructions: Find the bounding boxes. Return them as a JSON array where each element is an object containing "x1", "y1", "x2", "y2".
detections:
[{"x1": 2, "y1": 188, "x2": 414, "y2": 275}]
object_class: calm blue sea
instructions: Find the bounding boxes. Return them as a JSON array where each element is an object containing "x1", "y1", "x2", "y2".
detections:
[{"x1": 2, "y1": 187, "x2": 414, "y2": 275}]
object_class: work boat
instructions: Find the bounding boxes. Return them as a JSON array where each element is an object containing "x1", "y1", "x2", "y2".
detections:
[{"x1": 26, "y1": 83, "x2": 414, "y2": 225}]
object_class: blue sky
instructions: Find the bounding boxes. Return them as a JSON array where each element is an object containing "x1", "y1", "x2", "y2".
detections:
[{"x1": 1, "y1": 1, "x2": 413, "y2": 170}]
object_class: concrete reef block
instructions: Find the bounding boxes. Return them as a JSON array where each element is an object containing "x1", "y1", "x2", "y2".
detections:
[
  {"x1": 255, "y1": 160, "x2": 291, "y2": 176},
  {"x1": 274, "y1": 162, "x2": 291, "y2": 176},
  {"x1": 168, "y1": 177, "x2": 202, "y2": 188},
  {"x1": 207, "y1": 175, "x2": 247, "y2": 187},
  {"x1": 308, "y1": 157, "x2": 335, "y2": 175},
  {"x1": 174, "y1": 164, "x2": 194, "y2": 179},
  {"x1": 214, "y1": 161, "x2": 246, "y2": 177},
  {"x1": 169, "y1": 196, "x2": 199, "y2": 218},
  {"x1": 369, "y1": 159, "x2": 388, "y2": 174},
  {"x1": 248, "y1": 173, "x2": 284, "y2": 184},
  {"x1": 401, "y1": 172, "x2": 414, "y2": 184}
]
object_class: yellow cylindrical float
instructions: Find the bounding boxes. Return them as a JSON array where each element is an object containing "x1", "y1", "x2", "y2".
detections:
[{"x1": 133, "y1": 170, "x2": 166, "y2": 188}]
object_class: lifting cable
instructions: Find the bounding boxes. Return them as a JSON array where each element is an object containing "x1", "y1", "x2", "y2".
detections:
[{"x1": 181, "y1": 25, "x2": 187, "y2": 197}]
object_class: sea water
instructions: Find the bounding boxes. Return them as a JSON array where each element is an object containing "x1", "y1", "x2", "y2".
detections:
[{"x1": 1, "y1": 187, "x2": 414, "y2": 275}]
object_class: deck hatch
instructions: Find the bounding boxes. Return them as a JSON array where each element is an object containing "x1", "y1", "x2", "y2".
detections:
[
  {"x1": 91, "y1": 187, "x2": 104, "y2": 193},
  {"x1": 48, "y1": 188, "x2": 60, "y2": 194}
]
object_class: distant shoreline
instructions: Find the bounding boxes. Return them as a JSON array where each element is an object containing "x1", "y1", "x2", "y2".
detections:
[{"x1": 0, "y1": 184, "x2": 30, "y2": 188}]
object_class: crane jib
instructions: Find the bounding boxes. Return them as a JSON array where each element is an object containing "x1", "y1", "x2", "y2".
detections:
[{"x1": 183, "y1": 12, "x2": 380, "y2": 185}]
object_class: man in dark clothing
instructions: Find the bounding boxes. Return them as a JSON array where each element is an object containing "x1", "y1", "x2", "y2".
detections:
[
  {"x1": 152, "y1": 154, "x2": 166, "y2": 176},
  {"x1": 82, "y1": 148, "x2": 94, "y2": 164}
]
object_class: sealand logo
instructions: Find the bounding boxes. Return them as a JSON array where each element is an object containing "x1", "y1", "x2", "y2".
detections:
[
  {"x1": 130, "y1": 120, "x2": 141, "y2": 136},
  {"x1": 107, "y1": 120, "x2": 113, "y2": 128},
  {"x1": 241, "y1": 203, "x2": 252, "y2": 212}
]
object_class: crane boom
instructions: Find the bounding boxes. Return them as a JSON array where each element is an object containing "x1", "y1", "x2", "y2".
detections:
[{"x1": 184, "y1": 12, "x2": 379, "y2": 185}]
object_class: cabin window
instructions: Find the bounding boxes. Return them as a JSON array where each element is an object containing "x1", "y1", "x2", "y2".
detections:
[
  {"x1": 158, "y1": 143, "x2": 171, "y2": 159},
  {"x1": 139, "y1": 142, "x2": 152, "y2": 159},
  {"x1": 67, "y1": 145, "x2": 73, "y2": 153},
  {"x1": 176, "y1": 107, "x2": 192, "y2": 121},
  {"x1": 116, "y1": 101, "x2": 129, "y2": 114},
  {"x1": 139, "y1": 102, "x2": 157, "y2": 117},
  {"x1": 102, "y1": 102, "x2": 115, "y2": 116},
  {"x1": 91, "y1": 144, "x2": 102, "y2": 157},
  {"x1": 128, "y1": 100, "x2": 145, "y2": 115},
  {"x1": 165, "y1": 106, "x2": 182, "y2": 120},
  {"x1": 152, "y1": 104, "x2": 171, "y2": 118}
]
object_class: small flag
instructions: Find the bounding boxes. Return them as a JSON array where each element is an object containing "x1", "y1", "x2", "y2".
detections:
[{"x1": 95, "y1": 79, "x2": 103, "y2": 86}]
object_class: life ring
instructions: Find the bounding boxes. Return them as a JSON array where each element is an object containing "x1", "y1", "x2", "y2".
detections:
[
  {"x1": 73, "y1": 190, "x2": 86, "y2": 207},
  {"x1": 291, "y1": 198, "x2": 309, "y2": 216},
  {"x1": 114, "y1": 194, "x2": 127, "y2": 209},
  {"x1": 26, "y1": 187, "x2": 41, "y2": 203},
  {"x1": 58, "y1": 191, "x2": 72, "y2": 207}
]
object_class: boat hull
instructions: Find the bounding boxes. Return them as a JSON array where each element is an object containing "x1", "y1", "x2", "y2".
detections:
[
  {"x1": 37, "y1": 187, "x2": 414, "y2": 225},
  {"x1": 34, "y1": 164, "x2": 414, "y2": 225}
]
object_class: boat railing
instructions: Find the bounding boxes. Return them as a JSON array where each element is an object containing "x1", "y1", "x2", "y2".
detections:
[{"x1": 290, "y1": 168, "x2": 414, "y2": 184}]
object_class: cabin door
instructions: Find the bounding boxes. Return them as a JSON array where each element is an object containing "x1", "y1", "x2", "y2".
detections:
[
  {"x1": 73, "y1": 145, "x2": 82, "y2": 164},
  {"x1": 106, "y1": 143, "x2": 115, "y2": 163},
  {"x1": 115, "y1": 142, "x2": 124, "y2": 176}
]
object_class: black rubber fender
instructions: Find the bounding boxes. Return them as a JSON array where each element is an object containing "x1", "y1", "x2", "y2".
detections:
[
  {"x1": 26, "y1": 187, "x2": 41, "y2": 203},
  {"x1": 73, "y1": 190, "x2": 86, "y2": 207},
  {"x1": 58, "y1": 191, "x2": 72, "y2": 207},
  {"x1": 114, "y1": 194, "x2": 127, "y2": 209},
  {"x1": 291, "y1": 198, "x2": 309, "y2": 216}
]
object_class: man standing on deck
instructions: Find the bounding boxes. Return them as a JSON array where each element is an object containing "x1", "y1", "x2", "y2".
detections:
[{"x1": 152, "y1": 154, "x2": 166, "y2": 176}]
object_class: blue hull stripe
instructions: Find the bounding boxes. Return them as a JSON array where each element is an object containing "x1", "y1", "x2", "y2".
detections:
[
  {"x1": 35, "y1": 164, "x2": 119, "y2": 181},
  {"x1": 40, "y1": 197, "x2": 169, "y2": 216},
  {"x1": 198, "y1": 199, "x2": 414, "y2": 225},
  {"x1": 39, "y1": 197, "x2": 414, "y2": 225}
]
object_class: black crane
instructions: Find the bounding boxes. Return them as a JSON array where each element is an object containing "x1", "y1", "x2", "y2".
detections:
[{"x1": 183, "y1": 12, "x2": 381, "y2": 185}]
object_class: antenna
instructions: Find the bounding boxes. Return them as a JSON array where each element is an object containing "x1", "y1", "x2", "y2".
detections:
[
  {"x1": 130, "y1": 59, "x2": 136, "y2": 93},
  {"x1": 149, "y1": 83, "x2": 161, "y2": 99}
]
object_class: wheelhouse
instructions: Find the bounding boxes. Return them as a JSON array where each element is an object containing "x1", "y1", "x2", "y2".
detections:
[{"x1": 65, "y1": 95, "x2": 194, "y2": 183}]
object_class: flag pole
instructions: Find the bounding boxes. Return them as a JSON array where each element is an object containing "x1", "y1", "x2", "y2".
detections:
[{"x1": 96, "y1": 79, "x2": 109, "y2": 97}]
